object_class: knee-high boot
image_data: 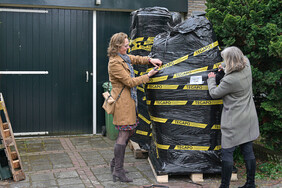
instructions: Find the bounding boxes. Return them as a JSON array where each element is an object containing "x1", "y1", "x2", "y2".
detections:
[
  {"x1": 238, "y1": 159, "x2": 256, "y2": 188},
  {"x1": 110, "y1": 140, "x2": 130, "y2": 174},
  {"x1": 112, "y1": 144, "x2": 133, "y2": 182},
  {"x1": 219, "y1": 161, "x2": 233, "y2": 188}
]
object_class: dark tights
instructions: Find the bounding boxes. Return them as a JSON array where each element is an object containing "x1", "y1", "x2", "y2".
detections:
[{"x1": 116, "y1": 130, "x2": 135, "y2": 145}]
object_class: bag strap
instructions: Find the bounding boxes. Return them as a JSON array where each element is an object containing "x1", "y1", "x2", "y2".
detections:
[{"x1": 114, "y1": 86, "x2": 125, "y2": 103}]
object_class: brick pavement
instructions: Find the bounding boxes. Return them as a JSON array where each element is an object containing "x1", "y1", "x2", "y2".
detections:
[{"x1": 0, "y1": 135, "x2": 280, "y2": 188}]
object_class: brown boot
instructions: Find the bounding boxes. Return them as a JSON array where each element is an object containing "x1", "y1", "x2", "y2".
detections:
[
  {"x1": 110, "y1": 157, "x2": 128, "y2": 174},
  {"x1": 112, "y1": 144, "x2": 133, "y2": 182}
]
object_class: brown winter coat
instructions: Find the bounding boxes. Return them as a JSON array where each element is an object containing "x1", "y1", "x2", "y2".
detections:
[{"x1": 108, "y1": 55, "x2": 150, "y2": 126}]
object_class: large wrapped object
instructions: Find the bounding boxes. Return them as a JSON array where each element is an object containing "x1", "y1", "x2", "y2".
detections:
[
  {"x1": 146, "y1": 15, "x2": 224, "y2": 174},
  {"x1": 129, "y1": 7, "x2": 181, "y2": 149}
]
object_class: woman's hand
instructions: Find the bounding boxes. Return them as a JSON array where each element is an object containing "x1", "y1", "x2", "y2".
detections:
[
  {"x1": 150, "y1": 58, "x2": 162, "y2": 67},
  {"x1": 208, "y1": 72, "x2": 216, "y2": 78},
  {"x1": 148, "y1": 67, "x2": 159, "y2": 77},
  {"x1": 218, "y1": 64, "x2": 223, "y2": 72}
]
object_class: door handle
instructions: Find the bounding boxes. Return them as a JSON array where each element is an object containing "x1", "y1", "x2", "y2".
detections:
[{"x1": 86, "y1": 71, "x2": 89, "y2": 83}]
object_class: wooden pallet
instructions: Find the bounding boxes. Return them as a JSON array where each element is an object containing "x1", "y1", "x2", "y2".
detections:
[
  {"x1": 128, "y1": 140, "x2": 148, "y2": 159},
  {"x1": 0, "y1": 93, "x2": 25, "y2": 181},
  {"x1": 148, "y1": 157, "x2": 238, "y2": 183}
]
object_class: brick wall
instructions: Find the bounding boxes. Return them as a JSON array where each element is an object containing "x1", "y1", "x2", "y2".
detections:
[{"x1": 187, "y1": 0, "x2": 207, "y2": 17}]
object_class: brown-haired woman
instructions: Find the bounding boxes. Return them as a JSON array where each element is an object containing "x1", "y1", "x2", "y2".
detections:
[
  {"x1": 107, "y1": 32, "x2": 162, "y2": 182},
  {"x1": 207, "y1": 46, "x2": 260, "y2": 188}
]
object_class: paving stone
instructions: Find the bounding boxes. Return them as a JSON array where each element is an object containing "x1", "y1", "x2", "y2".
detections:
[
  {"x1": 60, "y1": 184, "x2": 86, "y2": 188},
  {"x1": 9, "y1": 182, "x2": 31, "y2": 188},
  {"x1": 125, "y1": 171, "x2": 143, "y2": 179},
  {"x1": 90, "y1": 141, "x2": 111, "y2": 148},
  {"x1": 45, "y1": 144, "x2": 64, "y2": 151},
  {"x1": 30, "y1": 173, "x2": 55, "y2": 181},
  {"x1": 128, "y1": 178, "x2": 151, "y2": 185},
  {"x1": 95, "y1": 173, "x2": 113, "y2": 182},
  {"x1": 54, "y1": 170, "x2": 79, "y2": 178},
  {"x1": 43, "y1": 139, "x2": 61, "y2": 144},
  {"x1": 135, "y1": 162, "x2": 152, "y2": 171},
  {"x1": 31, "y1": 180, "x2": 57, "y2": 187},
  {"x1": 91, "y1": 166, "x2": 111, "y2": 175},
  {"x1": 57, "y1": 177, "x2": 83, "y2": 186},
  {"x1": 100, "y1": 181, "x2": 129, "y2": 188},
  {"x1": 31, "y1": 164, "x2": 53, "y2": 171},
  {"x1": 53, "y1": 163, "x2": 74, "y2": 169}
]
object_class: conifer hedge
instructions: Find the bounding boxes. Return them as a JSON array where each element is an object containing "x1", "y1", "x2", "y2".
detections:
[{"x1": 205, "y1": 0, "x2": 281, "y2": 150}]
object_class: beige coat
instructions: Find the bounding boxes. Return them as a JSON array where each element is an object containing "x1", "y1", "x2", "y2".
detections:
[
  {"x1": 207, "y1": 59, "x2": 260, "y2": 148},
  {"x1": 108, "y1": 55, "x2": 150, "y2": 126}
]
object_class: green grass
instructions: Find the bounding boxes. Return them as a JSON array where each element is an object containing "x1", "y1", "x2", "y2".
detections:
[{"x1": 234, "y1": 148, "x2": 282, "y2": 180}]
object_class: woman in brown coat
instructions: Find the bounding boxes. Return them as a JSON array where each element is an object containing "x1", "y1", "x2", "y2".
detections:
[{"x1": 107, "y1": 32, "x2": 162, "y2": 182}]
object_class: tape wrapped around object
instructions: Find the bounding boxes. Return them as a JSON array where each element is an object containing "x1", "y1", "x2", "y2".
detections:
[{"x1": 145, "y1": 15, "x2": 225, "y2": 174}]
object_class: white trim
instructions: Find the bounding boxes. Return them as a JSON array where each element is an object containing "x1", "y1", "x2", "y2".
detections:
[
  {"x1": 93, "y1": 11, "x2": 97, "y2": 134},
  {"x1": 0, "y1": 71, "x2": 48, "y2": 75},
  {"x1": 14, "y1": 131, "x2": 49, "y2": 136},
  {"x1": 0, "y1": 8, "x2": 48, "y2": 14}
]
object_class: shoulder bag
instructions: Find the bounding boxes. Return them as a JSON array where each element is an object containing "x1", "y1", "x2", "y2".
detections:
[{"x1": 102, "y1": 83, "x2": 125, "y2": 114}]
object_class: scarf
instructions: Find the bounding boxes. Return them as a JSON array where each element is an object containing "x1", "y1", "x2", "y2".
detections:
[{"x1": 118, "y1": 53, "x2": 138, "y2": 108}]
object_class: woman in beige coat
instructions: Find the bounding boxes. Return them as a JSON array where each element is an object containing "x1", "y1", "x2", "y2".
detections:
[
  {"x1": 107, "y1": 32, "x2": 162, "y2": 182},
  {"x1": 207, "y1": 46, "x2": 259, "y2": 188}
]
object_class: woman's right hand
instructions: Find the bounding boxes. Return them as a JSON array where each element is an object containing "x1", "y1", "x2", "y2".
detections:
[{"x1": 148, "y1": 67, "x2": 159, "y2": 77}]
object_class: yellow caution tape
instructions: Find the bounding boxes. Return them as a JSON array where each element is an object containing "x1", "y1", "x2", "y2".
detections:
[
  {"x1": 138, "y1": 113, "x2": 151, "y2": 125},
  {"x1": 192, "y1": 100, "x2": 223, "y2": 105},
  {"x1": 214, "y1": 145, "x2": 221, "y2": 150},
  {"x1": 156, "y1": 143, "x2": 170, "y2": 150},
  {"x1": 150, "y1": 116, "x2": 168, "y2": 123},
  {"x1": 144, "y1": 37, "x2": 154, "y2": 45},
  {"x1": 146, "y1": 41, "x2": 219, "y2": 73},
  {"x1": 154, "y1": 100, "x2": 188, "y2": 105},
  {"x1": 160, "y1": 55, "x2": 189, "y2": 70},
  {"x1": 137, "y1": 86, "x2": 144, "y2": 92},
  {"x1": 211, "y1": 124, "x2": 221, "y2": 129},
  {"x1": 136, "y1": 130, "x2": 149, "y2": 136},
  {"x1": 173, "y1": 66, "x2": 208, "y2": 79},
  {"x1": 134, "y1": 70, "x2": 139, "y2": 75},
  {"x1": 156, "y1": 143, "x2": 221, "y2": 151},
  {"x1": 0, "y1": 101, "x2": 4, "y2": 110},
  {"x1": 147, "y1": 84, "x2": 179, "y2": 89},
  {"x1": 213, "y1": 61, "x2": 223, "y2": 69},
  {"x1": 129, "y1": 37, "x2": 155, "y2": 52},
  {"x1": 171, "y1": 119, "x2": 207, "y2": 128},
  {"x1": 148, "y1": 76, "x2": 168, "y2": 83},
  {"x1": 174, "y1": 145, "x2": 210, "y2": 151},
  {"x1": 183, "y1": 85, "x2": 208, "y2": 90},
  {"x1": 151, "y1": 115, "x2": 208, "y2": 129},
  {"x1": 193, "y1": 41, "x2": 219, "y2": 56}
]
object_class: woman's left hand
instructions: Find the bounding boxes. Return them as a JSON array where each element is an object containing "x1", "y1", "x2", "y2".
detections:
[
  {"x1": 208, "y1": 72, "x2": 216, "y2": 78},
  {"x1": 150, "y1": 58, "x2": 162, "y2": 67}
]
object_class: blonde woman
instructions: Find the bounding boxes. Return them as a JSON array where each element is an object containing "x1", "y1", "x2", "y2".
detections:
[
  {"x1": 207, "y1": 46, "x2": 260, "y2": 188},
  {"x1": 107, "y1": 32, "x2": 162, "y2": 182}
]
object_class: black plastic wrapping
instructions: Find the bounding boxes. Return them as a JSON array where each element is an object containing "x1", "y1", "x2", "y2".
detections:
[
  {"x1": 146, "y1": 15, "x2": 224, "y2": 174},
  {"x1": 129, "y1": 7, "x2": 180, "y2": 150}
]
